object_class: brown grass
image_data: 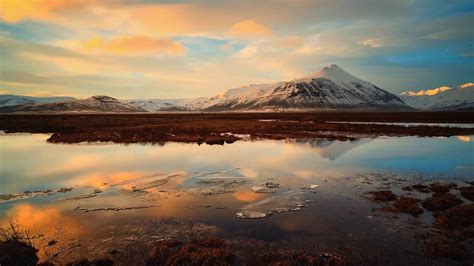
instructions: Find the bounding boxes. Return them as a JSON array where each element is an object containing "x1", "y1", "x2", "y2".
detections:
[{"x1": 1, "y1": 112, "x2": 473, "y2": 144}]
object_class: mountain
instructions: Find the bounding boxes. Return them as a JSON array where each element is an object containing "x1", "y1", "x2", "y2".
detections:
[
  {"x1": 207, "y1": 64, "x2": 409, "y2": 111},
  {"x1": 126, "y1": 97, "x2": 220, "y2": 112},
  {"x1": 0, "y1": 95, "x2": 146, "y2": 113},
  {"x1": 0, "y1": 94, "x2": 75, "y2": 107},
  {"x1": 129, "y1": 64, "x2": 411, "y2": 111},
  {"x1": 400, "y1": 83, "x2": 474, "y2": 111}
]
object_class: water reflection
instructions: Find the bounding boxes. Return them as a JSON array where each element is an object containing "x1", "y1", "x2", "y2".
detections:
[
  {"x1": 327, "y1": 121, "x2": 474, "y2": 128},
  {"x1": 1, "y1": 134, "x2": 473, "y2": 263},
  {"x1": 1, "y1": 134, "x2": 473, "y2": 194},
  {"x1": 457, "y1": 135, "x2": 472, "y2": 142},
  {"x1": 289, "y1": 138, "x2": 373, "y2": 160}
]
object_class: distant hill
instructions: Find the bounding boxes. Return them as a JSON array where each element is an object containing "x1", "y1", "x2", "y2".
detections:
[
  {"x1": 0, "y1": 95, "x2": 146, "y2": 113},
  {"x1": 0, "y1": 94, "x2": 75, "y2": 107},
  {"x1": 400, "y1": 83, "x2": 474, "y2": 111}
]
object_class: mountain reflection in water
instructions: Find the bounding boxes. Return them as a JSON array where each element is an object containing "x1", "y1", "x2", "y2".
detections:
[{"x1": 0, "y1": 134, "x2": 473, "y2": 264}]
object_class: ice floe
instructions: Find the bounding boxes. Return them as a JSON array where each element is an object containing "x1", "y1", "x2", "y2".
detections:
[
  {"x1": 236, "y1": 190, "x2": 309, "y2": 219},
  {"x1": 0, "y1": 187, "x2": 73, "y2": 203},
  {"x1": 185, "y1": 170, "x2": 249, "y2": 196}
]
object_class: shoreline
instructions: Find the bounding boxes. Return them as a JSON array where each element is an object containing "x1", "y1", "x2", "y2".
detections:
[{"x1": 1, "y1": 112, "x2": 473, "y2": 145}]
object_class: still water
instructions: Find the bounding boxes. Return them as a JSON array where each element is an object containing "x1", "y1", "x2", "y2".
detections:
[{"x1": 0, "y1": 134, "x2": 473, "y2": 264}]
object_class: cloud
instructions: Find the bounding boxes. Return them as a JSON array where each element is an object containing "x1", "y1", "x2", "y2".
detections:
[
  {"x1": 0, "y1": 70, "x2": 49, "y2": 84},
  {"x1": 83, "y1": 36, "x2": 186, "y2": 55},
  {"x1": 220, "y1": 44, "x2": 233, "y2": 51},
  {"x1": 22, "y1": 91, "x2": 68, "y2": 97},
  {"x1": 361, "y1": 38, "x2": 383, "y2": 48},
  {"x1": 0, "y1": 0, "x2": 87, "y2": 23},
  {"x1": 274, "y1": 36, "x2": 304, "y2": 48},
  {"x1": 460, "y1": 51, "x2": 474, "y2": 57},
  {"x1": 229, "y1": 20, "x2": 272, "y2": 37},
  {"x1": 233, "y1": 45, "x2": 259, "y2": 58},
  {"x1": 400, "y1": 86, "x2": 452, "y2": 96},
  {"x1": 1, "y1": 36, "x2": 286, "y2": 98},
  {"x1": 233, "y1": 37, "x2": 305, "y2": 59},
  {"x1": 417, "y1": 14, "x2": 473, "y2": 42},
  {"x1": 1, "y1": 1, "x2": 472, "y2": 98}
]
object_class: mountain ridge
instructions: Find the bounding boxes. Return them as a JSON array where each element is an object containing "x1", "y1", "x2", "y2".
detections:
[
  {"x1": 400, "y1": 83, "x2": 474, "y2": 111},
  {"x1": 4, "y1": 65, "x2": 472, "y2": 112},
  {"x1": 0, "y1": 94, "x2": 75, "y2": 107},
  {"x1": 129, "y1": 64, "x2": 411, "y2": 111},
  {"x1": 0, "y1": 95, "x2": 146, "y2": 113}
]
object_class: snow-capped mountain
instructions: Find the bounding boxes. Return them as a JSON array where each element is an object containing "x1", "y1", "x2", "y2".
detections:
[
  {"x1": 1, "y1": 95, "x2": 146, "y2": 112},
  {"x1": 130, "y1": 64, "x2": 410, "y2": 111},
  {"x1": 0, "y1": 94, "x2": 75, "y2": 107},
  {"x1": 126, "y1": 97, "x2": 221, "y2": 111},
  {"x1": 400, "y1": 83, "x2": 474, "y2": 111},
  {"x1": 207, "y1": 64, "x2": 409, "y2": 111}
]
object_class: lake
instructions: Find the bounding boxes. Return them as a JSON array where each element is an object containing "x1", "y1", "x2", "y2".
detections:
[{"x1": 1, "y1": 134, "x2": 473, "y2": 264}]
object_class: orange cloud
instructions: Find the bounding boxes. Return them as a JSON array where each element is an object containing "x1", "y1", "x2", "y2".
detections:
[
  {"x1": 229, "y1": 20, "x2": 272, "y2": 37},
  {"x1": 128, "y1": 4, "x2": 196, "y2": 36},
  {"x1": 83, "y1": 36, "x2": 186, "y2": 55},
  {"x1": 275, "y1": 36, "x2": 304, "y2": 48},
  {"x1": 0, "y1": 0, "x2": 86, "y2": 23}
]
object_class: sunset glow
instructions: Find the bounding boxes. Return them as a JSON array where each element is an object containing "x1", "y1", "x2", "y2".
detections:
[{"x1": 0, "y1": 0, "x2": 472, "y2": 98}]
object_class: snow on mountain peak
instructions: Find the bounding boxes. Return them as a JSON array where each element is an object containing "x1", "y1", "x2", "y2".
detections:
[
  {"x1": 400, "y1": 86, "x2": 452, "y2": 96},
  {"x1": 400, "y1": 82, "x2": 474, "y2": 110},
  {"x1": 325, "y1": 64, "x2": 343, "y2": 72},
  {"x1": 459, "y1": 83, "x2": 474, "y2": 89},
  {"x1": 299, "y1": 64, "x2": 378, "y2": 94},
  {"x1": 304, "y1": 64, "x2": 349, "y2": 79}
]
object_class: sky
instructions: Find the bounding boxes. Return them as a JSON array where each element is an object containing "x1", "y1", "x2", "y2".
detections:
[{"x1": 0, "y1": 0, "x2": 473, "y2": 99}]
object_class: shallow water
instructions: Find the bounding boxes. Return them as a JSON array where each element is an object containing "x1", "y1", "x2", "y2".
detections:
[
  {"x1": 0, "y1": 134, "x2": 473, "y2": 264},
  {"x1": 327, "y1": 121, "x2": 474, "y2": 128}
]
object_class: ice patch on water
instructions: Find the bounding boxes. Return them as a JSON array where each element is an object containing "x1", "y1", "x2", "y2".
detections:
[
  {"x1": 0, "y1": 187, "x2": 73, "y2": 203},
  {"x1": 178, "y1": 170, "x2": 250, "y2": 196},
  {"x1": 114, "y1": 172, "x2": 185, "y2": 191},
  {"x1": 236, "y1": 190, "x2": 309, "y2": 219},
  {"x1": 251, "y1": 186, "x2": 276, "y2": 193}
]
